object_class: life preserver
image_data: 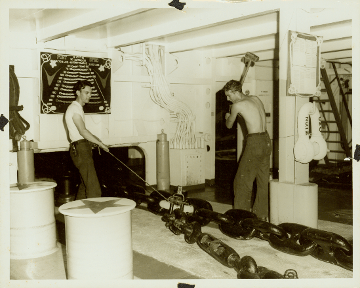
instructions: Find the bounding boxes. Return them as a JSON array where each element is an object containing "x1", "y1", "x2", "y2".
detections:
[{"x1": 294, "y1": 102, "x2": 327, "y2": 163}]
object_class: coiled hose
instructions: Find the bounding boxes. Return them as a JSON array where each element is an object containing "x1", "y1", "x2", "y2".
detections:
[{"x1": 9, "y1": 65, "x2": 30, "y2": 151}]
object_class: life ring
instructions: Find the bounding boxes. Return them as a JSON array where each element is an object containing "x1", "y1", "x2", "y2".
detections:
[{"x1": 294, "y1": 102, "x2": 327, "y2": 163}]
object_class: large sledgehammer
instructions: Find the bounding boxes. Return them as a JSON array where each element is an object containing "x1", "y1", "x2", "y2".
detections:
[{"x1": 239, "y1": 52, "x2": 259, "y2": 88}]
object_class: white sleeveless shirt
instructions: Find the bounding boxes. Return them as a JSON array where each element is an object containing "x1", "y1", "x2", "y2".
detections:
[{"x1": 65, "y1": 101, "x2": 84, "y2": 143}]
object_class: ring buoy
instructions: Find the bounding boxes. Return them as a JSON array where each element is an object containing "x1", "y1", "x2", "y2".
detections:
[{"x1": 294, "y1": 102, "x2": 327, "y2": 163}]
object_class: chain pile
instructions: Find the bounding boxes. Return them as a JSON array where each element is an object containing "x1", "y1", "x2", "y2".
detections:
[
  {"x1": 161, "y1": 206, "x2": 298, "y2": 279},
  {"x1": 169, "y1": 201, "x2": 352, "y2": 271},
  {"x1": 121, "y1": 184, "x2": 352, "y2": 275},
  {"x1": 105, "y1": 152, "x2": 352, "y2": 278}
]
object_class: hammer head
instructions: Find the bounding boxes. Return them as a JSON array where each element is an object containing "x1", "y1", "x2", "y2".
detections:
[{"x1": 241, "y1": 52, "x2": 259, "y2": 67}]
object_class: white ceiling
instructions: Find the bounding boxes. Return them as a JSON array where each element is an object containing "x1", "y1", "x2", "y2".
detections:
[{"x1": 9, "y1": 7, "x2": 353, "y2": 64}]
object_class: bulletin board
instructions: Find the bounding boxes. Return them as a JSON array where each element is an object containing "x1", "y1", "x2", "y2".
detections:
[
  {"x1": 40, "y1": 52, "x2": 112, "y2": 114},
  {"x1": 287, "y1": 31, "x2": 323, "y2": 97}
]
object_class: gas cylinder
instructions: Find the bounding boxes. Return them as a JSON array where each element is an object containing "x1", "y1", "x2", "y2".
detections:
[
  {"x1": 17, "y1": 139, "x2": 35, "y2": 184},
  {"x1": 156, "y1": 130, "x2": 170, "y2": 192}
]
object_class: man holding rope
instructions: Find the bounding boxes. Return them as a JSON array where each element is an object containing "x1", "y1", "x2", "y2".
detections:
[
  {"x1": 223, "y1": 80, "x2": 271, "y2": 221},
  {"x1": 64, "y1": 80, "x2": 109, "y2": 200}
]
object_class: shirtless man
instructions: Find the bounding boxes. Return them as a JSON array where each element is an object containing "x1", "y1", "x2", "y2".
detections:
[
  {"x1": 223, "y1": 80, "x2": 272, "y2": 220},
  {"x1": 65, "y1": 80, "x2": 109, "y2": 200}
]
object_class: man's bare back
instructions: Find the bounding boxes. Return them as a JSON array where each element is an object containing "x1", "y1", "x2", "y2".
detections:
[
  {"x1": 226, "y1": 94, "x2": 266, "y2": 134},
  {"x1": 235, "y1": 96, "x2": 266, "y2": 133}
]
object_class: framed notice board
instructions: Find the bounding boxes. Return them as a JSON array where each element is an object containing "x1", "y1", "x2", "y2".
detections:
[
  {"x1": 40, "y1": 52, "x2": 111, "y2": 114},
  {"x1": 287, "y1": 31, "x2": 323, "y2": 97}
]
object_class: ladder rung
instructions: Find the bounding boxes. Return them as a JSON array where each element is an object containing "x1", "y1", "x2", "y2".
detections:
[
  {"x1": 319, "y1": 110, "x2": 333, "y2": 112},
  {"x1": 329, "y1": 150, "x2": 346, "y2": 153},
  {"x1": 327, "y1": 159, "x2": 346, "y2": 162},
  {"x1": 325, "y1": 131, "x2": 340, "y2": 133},
  {"x1": 321, "y1": 89, "x2": 327, "y2": 92},
  {"x1": 326, "y1": 140, "x2": 343, "y2": 143},
  {"x1": 321, "y1": 120, "x2": 337, "y2": 123}
]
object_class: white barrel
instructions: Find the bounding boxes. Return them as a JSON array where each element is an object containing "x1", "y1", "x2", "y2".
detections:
[
  {"x1": 59, "y1": 197, "x2": 136, "y2": 280},
  {"x1": 10, "y1": 181, "x2": 58, "y2": 259}
]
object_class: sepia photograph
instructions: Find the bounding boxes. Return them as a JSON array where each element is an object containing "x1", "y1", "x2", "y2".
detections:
[{"x1": 0, "y1": 0, "x2": 359, "y2": 287}]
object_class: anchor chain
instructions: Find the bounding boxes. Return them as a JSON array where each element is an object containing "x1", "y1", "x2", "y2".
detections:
[
  {"x1": 161, "y1": 209, "x2": 298, "y2": 279},
  {"x1": 119, "y1": 184, "x2": 353, "y2": 272},
  {"x1": 104, "y1": 152, "x2": 352, "y2": 273}
]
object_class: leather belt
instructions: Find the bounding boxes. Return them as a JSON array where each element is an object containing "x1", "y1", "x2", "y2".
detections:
[
  {"x1": 71, "y1": 139, "x2": 87, "y2": 146},
  {"x1": 247, "y1": 131, "x2": 268, "y2": 137}
]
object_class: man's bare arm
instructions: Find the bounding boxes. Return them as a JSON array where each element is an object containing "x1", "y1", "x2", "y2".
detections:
[
  {"x1": 225, "y1": 103, "x2": 241, "y2": 129},
  {"x1": 72, "y1": 113, "x2": 109, "y2": 152}
]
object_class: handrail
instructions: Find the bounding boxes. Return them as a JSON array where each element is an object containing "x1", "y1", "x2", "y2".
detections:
[
  {"x1": 331, "y1": 62, "x2": 352, "y2": 127},
  {"x1": 320, "y1": 67, "x2": 351, "y2": 158}
]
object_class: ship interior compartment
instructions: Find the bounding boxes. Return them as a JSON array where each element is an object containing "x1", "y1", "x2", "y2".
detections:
[{"x1": 5, "y1": 3, "x2": 357, "y2": 284}]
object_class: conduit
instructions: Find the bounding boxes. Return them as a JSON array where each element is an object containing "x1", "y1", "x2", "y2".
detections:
[{"x1": 119, "y1": 44, "x2": 196, "y2": 149}]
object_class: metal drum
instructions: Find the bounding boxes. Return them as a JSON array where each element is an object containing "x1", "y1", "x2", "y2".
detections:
[
  {"x1": 59, "y1": 197, "x2": 136, "y2": 279},
  {"x1": 10, "y1": 181, "x2": 58, "y2": 259}
]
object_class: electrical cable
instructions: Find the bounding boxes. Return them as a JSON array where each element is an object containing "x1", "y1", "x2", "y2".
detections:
[{"x1": 119, "y1": 44, "x2": 196, "y2": 149}]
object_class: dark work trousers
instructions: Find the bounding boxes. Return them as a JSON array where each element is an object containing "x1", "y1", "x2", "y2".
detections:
[
  {"x1": 233, "y1": 131, "x2": 272, "y2": 218},
  {"x1": 70, "y1": 140, "x2": 102, "y2": 200}
]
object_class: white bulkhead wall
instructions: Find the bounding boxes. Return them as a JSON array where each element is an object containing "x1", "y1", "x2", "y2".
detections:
[
  {"x1": 112, "y1": 44, "x2": 170, "y2": 140},
  {"x1": 9, "y1": 19, "x2": 276, "y2": 185},
  {"x1": 38, "y1": 48, "x2": 109, "y2": 150},
  {"x1": 9, "y1": 32, "x2": 113, "y2": 150},
  {"x1": 165, "y1": 49, "x2": 214, "y2": 181},
  {"x1": 163, "y1": 49, "x2": 276, "y2": 179},
  {"x1": 9, "y1": 37, "x2": 169, "y2": 149}
]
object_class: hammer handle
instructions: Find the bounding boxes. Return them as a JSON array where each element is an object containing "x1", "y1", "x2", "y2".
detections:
[{"x1": 239, "y1": 62, "x2": 251, "y2": 88}]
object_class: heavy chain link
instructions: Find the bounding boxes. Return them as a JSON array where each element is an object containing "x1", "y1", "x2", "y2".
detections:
[
  {"x1": 163, "y1": 210, "x2": 298, "y2": 279},
  {"x1": 105, "y1": 151, "x2": 352, "y2": 277},
  {"x1": 120, "y1": 184, "x2": 353, "y2": 274}
]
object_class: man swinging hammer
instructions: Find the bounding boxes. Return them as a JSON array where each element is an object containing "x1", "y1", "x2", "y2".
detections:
[
  {"x1": 223, "y1": 53, "x2": 271, "y2": 221},
  {"x1": 65, "y1": 80, "x2": 109, "y2": 200}
]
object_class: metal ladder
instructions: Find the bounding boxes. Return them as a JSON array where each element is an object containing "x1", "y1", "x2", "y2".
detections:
[{"x1": 312, "y1": 62, "x2": 352, "y2": 165}]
